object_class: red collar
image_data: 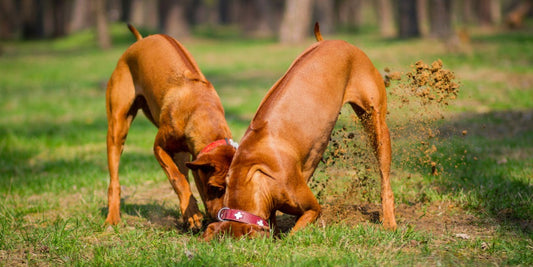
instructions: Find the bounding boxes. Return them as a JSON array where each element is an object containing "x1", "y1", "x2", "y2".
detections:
[
  {"x1": 200, "y1": 138, "x2": 238, "y2": 154},
  {"x1": 217, "y1": 207, "x2": 269, "y2": 228}
]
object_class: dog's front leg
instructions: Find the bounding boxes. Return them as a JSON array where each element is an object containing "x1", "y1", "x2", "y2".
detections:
[
  {"x1": 290, "y1": 186, "x2": 321, "y2": 233},
  {"x1": 154, "y1": 145, "x2": 203, "y2": 230}
]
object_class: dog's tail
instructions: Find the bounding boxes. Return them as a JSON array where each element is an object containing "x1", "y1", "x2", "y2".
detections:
[
  {"x1": 314, "y1": 22, "x2": 323, "y2": 42},
  {"x1": 127, "y1": 24, "x2": 143, "y2": 41}
]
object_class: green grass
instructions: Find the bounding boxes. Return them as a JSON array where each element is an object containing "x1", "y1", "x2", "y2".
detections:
[{"x1": 1, "y1": 23, "x2": 532, "y2": 265}]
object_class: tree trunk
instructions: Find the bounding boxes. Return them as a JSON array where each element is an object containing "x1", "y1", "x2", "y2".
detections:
[
  {"x1": 429, "y1": 0, "x2": 452, "y2": 38},
  {"x1": 315, "y1": 0, "x2": 335, "y2": 35},
  {"x1": 336, "y1": 0, "x2": 362, "y2": 30},
  {"x1": 219, "y1": 0, "x2": 231, "y2": 24},
  {"x1": 51, "y1": 0, "x2": 70, "y2": 38},
  {"x1": 477, "y1": 0, "x2": 501, "y2": 26},
  {"x1": 375, "y1": 0, "x2": 395, "y2": 38},
  {"x1": 236, "y1": 0, "x2": 279, "y2": 37},
  {"x1": 129, "y1": 0, "x2": 144, "y2": 27},
  {"x1": 160, "y1": 0, "x2": 189, "y2": 39},
  {"x1": 236, "y1": 0, "x2": 256, "y2": 33},
  {"x1": 42, "y1": 0, "x2": 55, "y2": 37},
  {"x1": 417, "y1": 0, "x2": 429, "y2": 36},
  {"x1": 478, "y1": 0, "x2": 494, "y2": 26},
  {"x1": 252, "y1": 0, "x2": 276, "y2": 37},
  {"x1": 0, "y1": 0, "x2": 19, "y2": 39},
  {"x1": 108, "y1": 0, "x2": 122, "y2": 22},
  {"x1": 143, "y1": 0, "x2": 158, "y2": 29},
  {"x1": 397, "y1": 0, "x2": 420, "y2": 38},
  {"x1": 490, "y1": 0, "x2": 501, "y2": 25},
  {"x1": 21, "y1": 0, "x2": 44, "y2": 39},
  {"x1": 95, "y1": 0, "x2": 111, "y2": 49},
  {"x1": 69, "y1": 0, "x2": 93, "y2": 33},
  {"x1": 279, "y1": 0, "x2": 313, "y2": 44},
  {"x1": 193, "y1": 0, "x2": 219, "y2": 26}
]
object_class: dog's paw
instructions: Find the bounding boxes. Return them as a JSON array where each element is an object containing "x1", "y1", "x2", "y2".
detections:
[
  {"x1": 382, "y1": 219, "x2": 397, "y2": 231},
  {"x1": 105, "y1": 212, "x2": 121, "y2": 225},
  {"x1": 186, "y1": 212, "x2": 204, "y2": 231}
]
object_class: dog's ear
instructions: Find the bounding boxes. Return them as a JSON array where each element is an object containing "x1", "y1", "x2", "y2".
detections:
[
  {"x1": 186, "y1": 145, "x2": 236, "y2": 189},
  {"x1": 186, "y1": 156, "x2": 215, "y2": 173},
  {"x1": 187, "y1": 157, "x2": 223, "y2": 189},
  {"x1": 207, "y1": 173, "x2": 226, "y2": 189}
]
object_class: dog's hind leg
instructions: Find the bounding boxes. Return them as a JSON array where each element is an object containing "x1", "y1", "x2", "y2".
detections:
[
  {"x1": 347, "y1": 76, "x2": 397, "y2": 230},
  {"x1": 105, "y1": 62, "x2": 138, "y2": 225}
]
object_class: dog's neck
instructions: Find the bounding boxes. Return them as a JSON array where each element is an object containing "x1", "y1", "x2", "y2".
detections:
[{"x1": 164, "y1": 88, "x2": 232, "y2": 156}]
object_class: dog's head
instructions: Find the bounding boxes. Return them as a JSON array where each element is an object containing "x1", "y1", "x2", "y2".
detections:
[
  {"x1": 186, "y1": 144, "x2": 235, "y2": 219},
  {"x1": 202, "y1": 221, "x2": 270, "y2": 241}
]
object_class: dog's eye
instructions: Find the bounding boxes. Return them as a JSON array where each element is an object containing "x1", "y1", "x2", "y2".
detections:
[{"x1": 207, "y1": 186, "x2": 225, "y2": 196}]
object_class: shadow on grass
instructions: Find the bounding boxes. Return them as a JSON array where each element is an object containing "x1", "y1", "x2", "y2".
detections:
[
  {"x1": 434, "y1": 109, "x2": 533, "y2": 235},
  {"x1": 99, "y1": 200, "x2": 215, "y2": 234},
  {"x1": 113, "y1": 202, "x2": 191, "y2": 232},
  {"x1": 0, "y1": 118, "x2": 104, "y2": 192},
  {"x1": 0, "y1": 115, "x2": 158, "y2": 195}
]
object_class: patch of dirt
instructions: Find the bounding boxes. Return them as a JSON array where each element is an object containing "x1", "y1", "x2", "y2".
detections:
[
  {"x1": 118, "y1": 180, "x2": 185, "y2": 230},
  {"x1": 318, "y1": 201, "x2": 495, "y2": 238},
  {"x1": 272, "y1": 200, "x2": 496, "y2": 239}
]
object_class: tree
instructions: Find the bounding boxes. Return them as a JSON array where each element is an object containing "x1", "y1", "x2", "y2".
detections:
[
  {"x1": 191, "y1": 0, "x2": 219, "y2": 26},
  {"x1": 233, "y1": 0, "x2": 282, "y2": 38},
  {"x1": 429, "y1": 0, "x2": 452, "y2": 38},
  {"x1": 397, "y1": 0, "x2": 420, "y2": 38},
  {"x1": 20, "y1": 0, "x2": 44, "y2": 39},
  {"x1": 129, "y1": 0, "x2": 158, "y2": 30},
  {"x1": 69, "y1": 0, "x2": 93, "y2": 33},
  {"x1": 95, "y1": 0, "x2": 111, "y2": 49},
  {"x1": 50, "y1": 0, "x2": 70, "y2": 38},
  {"x1": 160, "y1": 0, "x2": 190, "y2": 38},
  {"x1": 0, "y1": 0, "x2": 19, "y2": 39},
  {"x1": 279, "y1": 0, "x2": 313, "y2": 44},
  {"x1": 417, "y1": 0, "x2": 429, "y2": 36},
  {"x1": 477, "y1": 0, "x2": 501, "y2": 26},
  {"x1": 315, "y1": 0, "x2": 335, "y2": 35},
  {"x1": 375, "y1": 0, "x2": 396, "y2": 38}
]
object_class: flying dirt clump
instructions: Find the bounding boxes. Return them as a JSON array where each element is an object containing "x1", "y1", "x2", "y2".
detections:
[{"x1": 386, "y1": 59, "x2": 460, "y2": 106}]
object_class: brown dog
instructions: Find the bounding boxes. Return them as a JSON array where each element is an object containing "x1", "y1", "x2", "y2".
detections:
[
  {"x1": 105, "y1": 25, "x2": 236, "y2": 230},
  {"x1": 201, "y1": 23, "x2": 396, "y2": 240}
]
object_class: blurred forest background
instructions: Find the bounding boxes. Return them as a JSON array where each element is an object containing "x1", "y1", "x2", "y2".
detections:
[{"x1": 1, "y1": 0, "x2": 531, "y2": 48}]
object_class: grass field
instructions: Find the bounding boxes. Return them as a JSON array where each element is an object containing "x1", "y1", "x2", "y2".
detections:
[{"x1": 1, "y1": 23, "x2": 532, "y2": 265}]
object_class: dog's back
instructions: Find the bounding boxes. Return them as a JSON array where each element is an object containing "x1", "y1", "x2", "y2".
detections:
[{"x1": 247, "y1": 40, "x2": 382, "y2": 155}]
